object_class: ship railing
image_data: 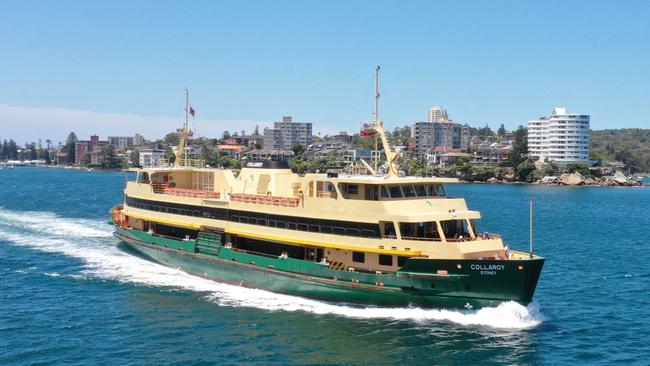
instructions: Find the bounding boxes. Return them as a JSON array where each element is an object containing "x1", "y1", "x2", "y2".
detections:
[
  {"x1": 161, "y1": 186, "x2": 220, "y2": 199},
  {"x1": 400, "y1": 236, "x2": 443, "y2": 242},
  {"x1": 316, "y1": 191, "x2": 336, "y2": 198},
  {"x1": 230, "y1": 193, "x2": 300, "y2": 207}
]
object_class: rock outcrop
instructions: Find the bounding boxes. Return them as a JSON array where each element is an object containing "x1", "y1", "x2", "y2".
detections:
[
  {"x1": 537, "y1": 170, "x2": 643, "y2": 187},
  {"x1": 559, "y1": 172, "x2": 584, "y2": 185}
]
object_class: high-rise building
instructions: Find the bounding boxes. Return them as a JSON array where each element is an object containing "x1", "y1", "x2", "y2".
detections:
[
  {"x1": 528, "y1": 107, "x2": 590, "y2": 162},
  {"x1": 411, "y1": 107, "x2": 470, "y2": 158},
  {"x1": 263, "y1": 116, "x2": 312, "y2": 150},
  {"x1": 427, "y1": 106, "x2": 449, "y2": 123}
]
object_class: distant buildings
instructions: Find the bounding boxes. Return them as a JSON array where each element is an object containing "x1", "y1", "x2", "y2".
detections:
[
  {"x1": 528, "y1": 107, "x2": 590, "y2": 162},
  {"x1": 108, "y1": 134, "x2": 145, "y2": 150},
  {"x1": 75, "y1": 135, "x2": 108, "y2": 164},
  {"x1": 411, "y1": 107, "x2": 470, "y2": 158},
  {"x1": 264, "y1": 116, "x2": 313, "y2": 150},
  {"x1": 139, "y1": 148, "x2": 165, "y2": 168},
  {"x1": 427, "y1": 106, "x2": 449, "y2": 123}
]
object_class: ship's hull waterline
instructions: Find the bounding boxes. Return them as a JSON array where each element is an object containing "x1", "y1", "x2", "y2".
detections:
[{"x1": 114, "y1": 227, "x2": 544, "y2": 309}]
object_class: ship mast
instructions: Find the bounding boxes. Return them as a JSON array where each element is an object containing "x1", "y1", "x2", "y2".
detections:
[
  {"x1": 175, "y1": 88, "x2": 191, "y2": 167},
  {"x1": 373, "y1": 66, "x2": 400, "y2": 177}
]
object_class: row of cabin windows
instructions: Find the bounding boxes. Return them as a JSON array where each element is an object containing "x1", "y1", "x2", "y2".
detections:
[
  {"x1": 126, "y1": 197, "x2": 381, "y2": 239},
  {"x1": 335, "y1": 183, "x2": 445, "y2": 201},
  {"x1": 398, "y1": 219, "x2": 473, "y2": 240},
  {"x1": 351, "y1": 251, "x2": 409, "y2": 267}
]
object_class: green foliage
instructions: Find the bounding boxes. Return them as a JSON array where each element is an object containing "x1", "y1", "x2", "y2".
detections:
[
  {"x1": 477, "y1": 124, "x2": 496, "y2": 139},
  {"x1": 163, "y1": 132, "x2": 180, "y2": 146},
  {"x1": 291, "y1": 144, "x2": 305, "y2": 157},
  {"x1": 164, "y1": 146, "x2": 176, "y2": 164},
  {"x1": 515, "y1": 159, "x2": 535, "y2": 182},
  {"x1": 501, "y1": 126, "x2": 528, "y2": 168},
  {"x1": 405, "y1": 158, "x2": 431, "y2": 176},
  {"x1": 566, "y1": 162, "x2": 592, "y2": 177},
  {"x1": 590, "y1": 129, "x2": 650, "y2": 172},
  {"x1": 353, "y1": 134, "x2": 381, "y2": 150},
  {"x1": 131, "y1": 149, "x2": 140, "y2": 167},
  {"x1": 79, "y1": 153, "x2": 91, "y2": 166},
  {"x1": 390, "y1": 125, "x2": 412, "y2": 146},
  {"x1": 453, "y1": 156, "x2": 473, "y2": 177},
  {"x1": 99, "y1": 145, "x2": 123, "y2": 169},
  {"x1": 61, "y1": 132, "x2": 78, "y2": 164},
  {"x1": 44, "y1": 151, "x2": 52, "y2": 165},
  {"x1": 289, "y1": 156, "x2": 337, "y2": 174},
  {"x1": 497, "y1": 124, "x2": 507, "y2": 136}
]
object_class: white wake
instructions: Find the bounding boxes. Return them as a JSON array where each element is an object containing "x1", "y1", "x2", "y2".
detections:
[{"x1": 0, "y1": 208, "x2": 544, "y2": 329}]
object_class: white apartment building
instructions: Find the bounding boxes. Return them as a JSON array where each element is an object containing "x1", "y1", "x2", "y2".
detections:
[
  {"x1": 263, "y1": 116, "x2": 313, "y2": 150},
  {"x1": 528, "y1": 107, "x2": 590, "y2": 162},
  {"x1": 139, "y1": 149, "x2": 165, "y2": 168},
  {"x1": 427, "y1": 106, "x2": 449, "y2": 123}
]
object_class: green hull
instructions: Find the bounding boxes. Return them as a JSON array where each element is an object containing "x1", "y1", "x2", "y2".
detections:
[{"x1": 114, "y1": 227, "x2": 544, "y2": 309}]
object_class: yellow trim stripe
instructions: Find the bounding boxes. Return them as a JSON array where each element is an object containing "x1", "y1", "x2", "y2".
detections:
[
  {"x1": 125, "y1": 209, "x2": 421, "y2": 256},
  {"x1": 126, "y1": 212, "x2": 203, "y2": 229},
  {"x1": 225, "y1": 228, "x2": 421, "y2": 256}
]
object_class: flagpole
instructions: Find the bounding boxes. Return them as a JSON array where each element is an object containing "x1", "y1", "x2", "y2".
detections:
[
  {"x1": 529, "y1": 195, "x2": 534, "y2": 258},
  {"x1": 374, "y1": 66, "x2": 380, "y2": 173},
  {"x1": 185, "y1": 87, "x2": 189, "y2": 166}
]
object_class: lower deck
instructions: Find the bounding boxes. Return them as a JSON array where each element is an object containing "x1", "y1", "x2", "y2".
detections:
[{"x1": 112, "y1": 222, "x2": 545, "y2": 308}]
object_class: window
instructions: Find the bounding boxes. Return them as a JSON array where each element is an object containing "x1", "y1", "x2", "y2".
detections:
[
  {"x1": 379, "y1": 254, "x2": 393, "y2": 266},
  {"x1": 352, "y1": 251, "x2": 365, "y2": 263},
  {"x1": 365, "y1": 185, "x2": 379, "y2": 200},
  {"x1": 414, "y1": 184, "x2": 427, "y2": 197},
  {"x1": 388, "y1": 185, "x2": 403, "y2": 198},
  {"x1": 381, "y1": 186, "x2": 390, "y2": 198},
  {"x1": 403, "y1": 184, "x2": 417, "y2": 197},
  {"x1": 397, "y1": 256, "x2": 409, "y2": 267}
]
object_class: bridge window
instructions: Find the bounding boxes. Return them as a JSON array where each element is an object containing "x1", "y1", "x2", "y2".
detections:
[
  {"x1": 316, "y1": 181, "x2": 338, "y2": 199},
  {"x1": 379, "y1": 254, "x2": 393, "y2": 266},
  {"x1": 399, "y1": 222, "x2": 441, "y2": 241},
  {"x1": 352, "y1": 251, "x2": 365, "y2": 263},
  {"x1": 441, "y1": 219, "x2": 471, "y2": 240},
  {"x1": 387, "y1": 185, "x2": 403, "y2": 198}
]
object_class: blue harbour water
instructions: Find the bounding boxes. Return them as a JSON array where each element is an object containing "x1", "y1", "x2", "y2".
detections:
[{"x1": 1, "y1": 167, "x2": 650, "y2": 365}]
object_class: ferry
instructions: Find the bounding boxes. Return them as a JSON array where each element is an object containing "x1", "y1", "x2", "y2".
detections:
[{"x1": 110, "y1": 77, "x2": 544, "y2": 309}]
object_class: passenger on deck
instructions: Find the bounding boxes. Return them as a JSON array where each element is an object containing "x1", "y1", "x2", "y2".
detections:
[{"x1": 278, "y1": 252, "x2": 288, "y2": 259}]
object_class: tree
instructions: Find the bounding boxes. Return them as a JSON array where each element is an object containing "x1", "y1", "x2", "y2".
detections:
[
  {"x1": 222, "y1": 131, "x2": 231, "y2": 140},
  {"x1": 79, "y1": 153, "x2": 91, "y2": 166},
  {"x1": 44, "y1": 150, "x2": 52, "y2": 165},
  {"x1": 497, "y1": 124, "x2": 507, "y2": 136},
  {"x1": 502, "y1": 126, "x2": 528, "y2": 168},
  {"x1": 515, "y1": 159, "x2": 535, "y2": 182},
  {"x1": 291, "y1": 144, "x2": 305, "y2": 157},
  {"x1": 61, "y1": 132, "x2": 78, "y2": 163},
  {"x1": 131, "y1": 149, "x2": 140, "y2": 167},
  {"x1": 163, "y1": 132, "x2": 180, "y2": 146},
  {"x1": 7, "y1": 139, "x2": 18, "y2": 160},
  {"x1": 476, "y1": 124, "x2": 495, "y2": 139},
  {"x1": 165, "y1": 146, "x2": 176, "y2": 164},
  {"x1": 99, "y1": 145, "x2": 122, "y2": 169}
]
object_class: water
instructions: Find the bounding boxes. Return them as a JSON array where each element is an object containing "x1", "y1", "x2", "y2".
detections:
[{"x1": 1, "y1": 168, "x2": 649, "y2": 365}]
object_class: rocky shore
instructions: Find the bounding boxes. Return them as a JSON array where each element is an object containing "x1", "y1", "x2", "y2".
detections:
[{"x1": 535, "y1": 170, "x2": 644, "y2": 186}]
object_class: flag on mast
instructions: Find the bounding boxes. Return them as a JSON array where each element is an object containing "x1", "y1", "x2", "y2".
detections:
[
  {"x1": 189, "y1": 106, "x2": 196, "y2": 117},
  {"x1": 360, "y1": 122, "x2": 376, "y2": 136}
]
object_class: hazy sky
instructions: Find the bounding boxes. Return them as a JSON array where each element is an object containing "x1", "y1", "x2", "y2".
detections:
[{"x1": 1, "y1": 1, "x2": 649, "y2": 144}]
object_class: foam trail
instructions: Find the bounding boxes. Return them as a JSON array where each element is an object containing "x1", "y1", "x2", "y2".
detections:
[
  {"x1": 0, "y1": 208, "x2": 111, "y2": 238},
  {"x1": 0, "y1": 208, "x2": 544, "y2": 329}
]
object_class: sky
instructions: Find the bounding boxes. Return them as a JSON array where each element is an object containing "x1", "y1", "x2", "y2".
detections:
[{"x1": 1, "y1": 1, "x2": 649, "y2": 145}]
